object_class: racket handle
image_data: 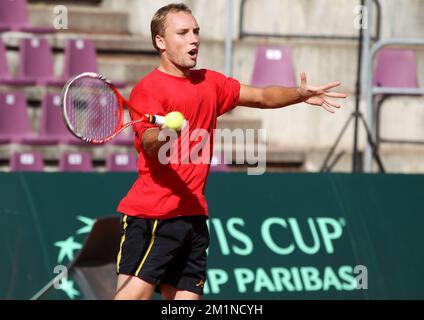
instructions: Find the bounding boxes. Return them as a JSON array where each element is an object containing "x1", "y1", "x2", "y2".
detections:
[{"x1": 149, "y1": 114, "x2": 165, "y2": 126}]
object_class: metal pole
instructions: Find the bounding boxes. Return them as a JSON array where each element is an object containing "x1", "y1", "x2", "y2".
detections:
[
  {"x1": 364, "y1": 0, "x2": 374, "y2": 172},
  {"x1": 353, "y1": 0, "x2": 365, "y2": 172},
  {"x1": 225, "y1": 0, "x2": 234, "y2": 77}
]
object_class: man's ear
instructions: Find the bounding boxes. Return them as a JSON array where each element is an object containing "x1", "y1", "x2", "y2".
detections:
[{"x1": 156, "y1": 35, "x2": 165, "y2": 51}]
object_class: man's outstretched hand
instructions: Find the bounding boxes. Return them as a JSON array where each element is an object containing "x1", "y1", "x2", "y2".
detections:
[{"x1": 297, "y1": 72, "x2": 348, "y2": 113}]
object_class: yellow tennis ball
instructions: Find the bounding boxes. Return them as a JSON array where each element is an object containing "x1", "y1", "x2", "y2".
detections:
[{"x1": 164, "y1": 111, "x2": 185, "y2": 131}]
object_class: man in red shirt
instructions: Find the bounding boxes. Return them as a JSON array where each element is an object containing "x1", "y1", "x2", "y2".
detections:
[{"x1": 115, "y1": 3, "x2": 347, "y2": 300}]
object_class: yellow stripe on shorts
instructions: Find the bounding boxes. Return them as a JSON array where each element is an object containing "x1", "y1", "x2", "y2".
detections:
[
  {"x1": 135, "y1": 219, "x2": 158, "y2": 277},
  {"x1": 116, "y1": 215, "x2": 128, "y2": 273}
]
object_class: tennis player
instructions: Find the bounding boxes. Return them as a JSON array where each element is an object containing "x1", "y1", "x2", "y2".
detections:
[{"x1": 114, "y1": 3, "x2": 347, "y2": 300}]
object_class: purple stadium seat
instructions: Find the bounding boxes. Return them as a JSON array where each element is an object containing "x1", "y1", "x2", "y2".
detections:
[
  {"x1": 38, "y1": 93, "x2": 85, "y2": 144},
  {"x1": 209, "y1": 152, "x2": 230, "y2": 172},
  {"x1": 63, "y1": 39, "x2": 98, "y2": 79},
  {"x1": 17, "y1": 38, "x2": 65, "y2": 87},
  {"x1": 374, "y1": 48, "x2": 419, "y2": 89},
  {"x1": 106, "y1": 153, "x2": 137, "y2": 172},
  {"x1": 373, "y1": 48, "x2": 422, "y2": 146},
  {"x1": 62, "y1": 39, "x2": 125, "y2": 87},
  {"x1": 10, "y1": 151, "x2": 44, "y2": 171},
  {"x1": 0, "y1": 25, "x2": 10, "y2": 32},
  {"x1": 0, "y1": 39, "x2": 34, "y2": 86},
  {"x1": 0, "y1": 0, "x2": 55, "y2": 33},
  {"x1": 251, "y1": 46, "x2": 297, "y2": 87},
  {"x1": 0, "y1": 92, "x2": 59, "y2": 145},
  {"x1": 59, "y1": 152, "x2": 94, "y2": 172},
  {"x1": 0, "y1": 92, "x2": 36, "y2": 143}
]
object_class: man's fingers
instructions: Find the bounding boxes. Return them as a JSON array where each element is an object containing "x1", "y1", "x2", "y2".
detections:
[
  {"x1": 323, "y1": 98, "x2": 341, "y2": 109},
  {"x1": 321, "y1": 81, "x2": 341, "y2": 91},
  {"x1": 325, "y1": 91, "x2": 348, "y2": 98},
  {"x1": 322, "y1": 102, "x2": 335, "y2": 113},
  {"x1": 306, "y1": 99, "x2": 335, "y2": 112},
  {"x1": 308, "y1": 100, "x2": 322, "y2": 106},
  {"x1": 300, "y1": 72, "x2": 307, "y2": 87}
]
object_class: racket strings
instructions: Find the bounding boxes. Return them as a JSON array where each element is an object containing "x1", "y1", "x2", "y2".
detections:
[{"x1": 64, "y1": 76, "x2": 120, "y2": 141}]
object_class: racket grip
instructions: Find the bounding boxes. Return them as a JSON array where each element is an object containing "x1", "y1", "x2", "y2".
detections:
[{"x1": 151, "y1": 115, "x2": 165, "y2": 126}]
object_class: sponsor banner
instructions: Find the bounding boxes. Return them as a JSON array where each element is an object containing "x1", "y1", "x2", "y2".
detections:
[{"x1": 0, "y1": 173, "x2": 423, "y2": 299}]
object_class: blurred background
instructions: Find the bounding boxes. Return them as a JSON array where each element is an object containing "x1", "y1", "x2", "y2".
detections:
[{"x1": 1, "y1": 0, "x2": 423, "y2": 173}]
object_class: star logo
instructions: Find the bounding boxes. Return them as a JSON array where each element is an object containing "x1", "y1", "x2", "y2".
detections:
[
  {"x1": 51, "y1": 215, "x2": 96, "y2": 299},
  {"x1": 76, "y1": 215, "x2": 96, "y2": 235},
  {"x1": 58, "y1": 278, "x2": 80, "y2": 300},
  {"x1": 54, "y1": 236, "x2": 82, "y2": 263}
]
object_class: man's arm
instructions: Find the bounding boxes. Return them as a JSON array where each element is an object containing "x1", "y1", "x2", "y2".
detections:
[
  {"x1": 142, "y1": 128, "x2": 166, "y2": 159},
  {"x1": 142, "y1": 127, "x2": 181, "y2": 159},
  {"x1": 239, "y1": 72, "x2": 347, "y2": 113},
  {"x1": 239, "y1": 84, "x2": 303, "y2": 109}
]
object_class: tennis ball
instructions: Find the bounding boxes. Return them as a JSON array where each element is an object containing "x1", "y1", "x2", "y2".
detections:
[{"x1": 164, "y1": 111, "x2": 185, "y2": 131}]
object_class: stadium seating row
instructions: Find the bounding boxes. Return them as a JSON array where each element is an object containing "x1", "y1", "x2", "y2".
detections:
[
  {"x1": 0, "y1": 91, "x2": 133, "y2": 145},
  {"x1": 0, "y1": 37, "x2": 127, "y2": 88},
  {"x1": 9, "y1": 151, "x2": 137, "y2": 172},
  {"x1": 7, "y1": 150, "x2": 230, "y2": 172}
]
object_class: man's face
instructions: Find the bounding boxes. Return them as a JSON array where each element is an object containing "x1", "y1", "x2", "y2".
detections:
[{"x1": 157, "y1": 11, "x2": 200, "y2": 70}]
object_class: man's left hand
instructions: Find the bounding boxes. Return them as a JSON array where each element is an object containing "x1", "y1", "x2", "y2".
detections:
[{"x1": 297, "y1": 72, "x2": 348, "y2": 113}]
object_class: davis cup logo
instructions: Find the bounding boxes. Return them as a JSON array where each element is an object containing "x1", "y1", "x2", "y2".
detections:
[{"x1": 52, "y1": 215, "x2": 95, "y2": 299}]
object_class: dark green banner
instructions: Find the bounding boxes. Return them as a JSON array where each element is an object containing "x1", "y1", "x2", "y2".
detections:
[{"x1": 1, "y1": 173, "x2": 423, "y2": 299}]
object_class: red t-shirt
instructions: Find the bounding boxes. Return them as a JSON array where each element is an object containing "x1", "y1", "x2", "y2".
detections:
[{"x1": 117, "y1": 68, "x2": 240, "y2": 219}]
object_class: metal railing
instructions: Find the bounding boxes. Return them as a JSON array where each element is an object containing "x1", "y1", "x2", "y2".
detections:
[{"x1": 364, "y1": 38, "x2": 424, "y2": 171}]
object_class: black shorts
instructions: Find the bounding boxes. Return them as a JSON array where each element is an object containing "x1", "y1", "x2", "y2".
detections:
[{"x1": 116, "y1": 214, "x2": 209, "y2": 295}]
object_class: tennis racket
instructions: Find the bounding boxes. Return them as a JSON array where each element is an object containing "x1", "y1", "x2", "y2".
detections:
[{"x1": 61, "y1": 72, "x2": 165, "y2": 144}]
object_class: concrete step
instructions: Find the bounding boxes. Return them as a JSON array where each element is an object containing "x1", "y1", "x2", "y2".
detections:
[
  {"x1": 97, "y1": 54, "x2": 158, "y2": 85},
  {"x1": 2, "y1": 31, "x2": 156, "y2": 54},
  {"x1": 216, "y1": 144, "x2": 306, "y2": 165},
  {"x1": 305, "y1": 144, "x2": 424, "y2": 174},
  {"x1": 29, "y1": 0, "x2": 102, "y2": 5},
  {"x1": 28, "y1": 3, "x2": 130, "y2": 35},
  {"x1": 265, "y1": 144, "x2": 305, "y2": 164}
]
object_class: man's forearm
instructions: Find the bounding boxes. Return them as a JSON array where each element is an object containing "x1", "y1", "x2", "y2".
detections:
[
  {"x1": 239, "y1": 84, "x2": 305, "y2": 109},
  {"x1": 142, "y1": 128, "x2": 169, "y2": 159},
  {"x1": 260, "y1": 86, "x2": 304, "y2": 109}
]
